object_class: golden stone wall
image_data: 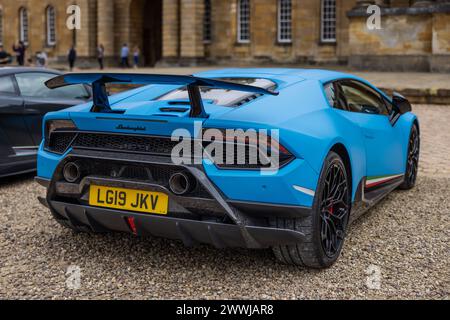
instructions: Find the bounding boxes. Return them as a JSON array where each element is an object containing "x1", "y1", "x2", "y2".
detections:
[
  {"x1": 347, "y1": 1, "x2": 450, "y2": 71},
  {"x1": 0, "y1": 0, "x2": 76, "y2": 60},
  {"x1": 201, "y1": 0, "x2": 357, "y2": 64},
  {"x1": 0, "y1": 0, "x2": 448, "y2": 71}
]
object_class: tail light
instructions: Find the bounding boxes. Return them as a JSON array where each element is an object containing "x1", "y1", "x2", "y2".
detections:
[
  {"x1": 202, "y1": 128, "x2": 294, "y2": 169},
  {"x1": 44, "y1": 119, "x2": 78, "y2": 154}
]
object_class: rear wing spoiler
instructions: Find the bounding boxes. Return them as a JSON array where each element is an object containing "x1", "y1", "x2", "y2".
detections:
[{"x1": 45, "y1": 73, "x2": 279, "y2": 118}]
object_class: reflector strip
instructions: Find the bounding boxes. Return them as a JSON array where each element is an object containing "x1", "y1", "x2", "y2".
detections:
[
  {"x1": 366, "y1": 174, "x2": 404, "y2": 188},
  {"x1": 126, "y1": 217, "x2": 138, "y2": 235},
  {"x1": 293, "y1": 185, "x2": 315, "y2": 197}
]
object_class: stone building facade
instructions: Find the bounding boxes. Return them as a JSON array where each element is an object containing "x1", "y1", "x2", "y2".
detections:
[{"x1": 0, "y1": 0, "x2": 448, "y2": 71}]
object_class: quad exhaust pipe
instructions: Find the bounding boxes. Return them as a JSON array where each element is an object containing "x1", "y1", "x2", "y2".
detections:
[
  {"x1": 63, "y1": 161, "x2": 82, "y2": 183},
  {"x1": 169, "y1": 172, "x2": 195, "y2": 195},
  {"x1": 63, "y1": 162, "x2": 195, "y2": 195}
]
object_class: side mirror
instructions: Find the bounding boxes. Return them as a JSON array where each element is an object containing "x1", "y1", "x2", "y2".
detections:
[
  {"x1": 390, "y1": 92, "x2": 412, "y2": 125},
  {"x1": 392, "y1": 92, "x2": 412, "y2": 115}
]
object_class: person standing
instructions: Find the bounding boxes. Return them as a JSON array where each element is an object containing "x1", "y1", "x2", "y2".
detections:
[
  {"x1": 120, "y1": 43, "x2": 129, "y2": 68},
  {"x1": 13, "y1": 41, "x2": 26, "y2": 66},
  {"x1": 97, "y1": 44, "x2": 105, "y2": 70},
  {"x1": 68, "y1": 46, "x2": 77, "y2": 71},
  {"x1": 133, "y1": 46, "x2": 140, "y2": 69}
]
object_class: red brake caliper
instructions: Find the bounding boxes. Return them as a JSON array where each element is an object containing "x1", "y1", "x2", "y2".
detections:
[{"x1": 329, "y1": 206, "x2": 334, "y2": 215}]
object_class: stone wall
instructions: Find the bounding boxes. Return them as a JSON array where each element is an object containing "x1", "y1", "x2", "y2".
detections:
[
  {"x1": 0, "y1": 0, "x2": 448, "y2": 71},
  {"x1": 431, "y1": 9, "x2": 450, "y2": 72},
  {"x1": 200, "y1": 0, "x2": 358, "y2": 65},
  {"x1": 0, "y1": 0, "x2": 76, "y2": 63},
  {"x1": 347, "y1": 1, "x2": 450, "y2": 72},
  {"x1": 162, "y1": 0, "x2": 180, "y2": 61}
]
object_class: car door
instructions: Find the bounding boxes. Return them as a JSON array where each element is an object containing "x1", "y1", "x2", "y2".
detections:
[
  {"x1": 15, "y1": 72, "x2": 90, "y2": 145},
  {"x1": 0, "y1": 75, "x2": 35, "y2": 153},
  {"x1": 334, "y1": 79, "x2": 405, "y2": 179}
]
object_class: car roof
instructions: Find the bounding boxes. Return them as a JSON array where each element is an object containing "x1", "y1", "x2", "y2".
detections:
[
  {"x1": 195, "y1": 68, "x2": 359, "y2": 84},
  {"x1": 0, "y1": 67, "x2": 62, "y2": 76}
]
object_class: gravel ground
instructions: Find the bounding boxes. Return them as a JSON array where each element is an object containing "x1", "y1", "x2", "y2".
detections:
[{"x1": 0, "y1": 105, "x2": 449, "y2": 300}]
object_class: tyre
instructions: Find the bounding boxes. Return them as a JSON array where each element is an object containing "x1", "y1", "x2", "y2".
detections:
[
  {"x1": 270, "y1": 151, "x2": 351, "y2": 268},
  {"x1": 399, "y1": 124, "x2": 420, "y2": 190}
]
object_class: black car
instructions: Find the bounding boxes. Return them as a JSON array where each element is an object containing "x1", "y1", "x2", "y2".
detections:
[{"x1": 0, "y1": 67, "x2": 91, "y2": 178}]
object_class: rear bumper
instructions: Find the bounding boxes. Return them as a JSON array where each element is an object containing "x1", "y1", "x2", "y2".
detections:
[
  {"x1": 37, "y1": 149, "x2": 312, "y2": 248},
  {"x1": 39, "y1": 197, "x2": 306, "y2": 249}
]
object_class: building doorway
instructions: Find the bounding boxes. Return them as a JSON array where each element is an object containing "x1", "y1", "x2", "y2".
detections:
[
  {"x1": 143, "y1": 0, "x2": 162, "y2": 66},
  {"x1": 130, "y1": 0, "x2": 162, "y2": 67}
]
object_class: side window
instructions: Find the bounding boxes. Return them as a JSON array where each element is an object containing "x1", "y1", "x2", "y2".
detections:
[
  {"x1": 16, "y1": 73, "x2": 52, "y2": 97},
  {"x1": 15, "y1": 73, "x2": 88, "y2": 100},
  {"x1": 0, "y1": 76, "x2": 17, "y2": 95},
  {"x1": 324, "y1": 83, "x2": 336, "y2": 107},
  {"x1": 340, "y1": 80, "x2": 389, "y2": 115},
  {"x1": 50, "y1": 84, "x2": 90, "y2": 100},
  {"x1": 324, "y1": 82, "x2": 347, "y2": 111}
]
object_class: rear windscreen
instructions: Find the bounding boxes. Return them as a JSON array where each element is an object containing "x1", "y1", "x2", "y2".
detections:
[{"x1": 156, "y1": 78, "x2": 277, "y2": 107}]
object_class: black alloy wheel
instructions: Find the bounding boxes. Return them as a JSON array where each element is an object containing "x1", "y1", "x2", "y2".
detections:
[
  {"x1": 400, "y1": 124, "x2": 420, "y2": 190},
  {"x1": 319, "y1": 159, "x2": 350, "y2": 258},
  {"x1": 270, "y1": 151, "x2": 351, "y2": 268}
]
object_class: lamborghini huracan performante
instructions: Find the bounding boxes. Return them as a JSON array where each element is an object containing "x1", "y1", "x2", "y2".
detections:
[{"x1": 35, "y1": 69, "x2": 420, "y2": 268}]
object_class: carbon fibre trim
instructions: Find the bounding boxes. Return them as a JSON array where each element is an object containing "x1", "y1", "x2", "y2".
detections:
[{"x1": 48, "y1": 200, "x2": 305, "y2": 249}]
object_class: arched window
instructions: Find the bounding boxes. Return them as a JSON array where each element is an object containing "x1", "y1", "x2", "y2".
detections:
[
  {"x1": 19, "y1": 7, "x2": 29, "y2": 45},
  {"x1": 278, "y1": 0, "x2": 292, "y2": 43},
  {"x1": 321, "y1": 0, "x2": 336, "y2": 43},
  {"x1": 237, "y1": 0, "x2": 250, "y2": 43},
  {"x1": 203, "y1": 0, "x2": 212, "y2": 43},
  {"x1": 46, "y1": 6, "x2": 57, "y2": 46},
  {"x1": 0, "y1": 9, "x2": 3, "y2": 46}
]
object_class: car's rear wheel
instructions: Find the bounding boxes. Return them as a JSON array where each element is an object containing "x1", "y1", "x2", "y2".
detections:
[
  {"x1": 270, "y1": 151, "x2": 351, "y2": 268},
  {"x1": 399, "y1": 124, "x2": 420, "y2": 190}
]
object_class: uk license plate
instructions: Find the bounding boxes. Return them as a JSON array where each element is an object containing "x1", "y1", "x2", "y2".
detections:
[{"x1": 89, "y1": 185, "x2": 169, "y2": 215}]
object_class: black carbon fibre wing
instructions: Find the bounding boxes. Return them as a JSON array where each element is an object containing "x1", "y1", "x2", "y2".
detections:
[{"x1": 45, "y1": 73, "x2": 279, "y2": 117}]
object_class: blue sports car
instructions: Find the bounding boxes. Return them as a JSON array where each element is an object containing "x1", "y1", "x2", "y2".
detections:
[{"x1": 35, "y1": 69, "x2": 420, "y2": 268}]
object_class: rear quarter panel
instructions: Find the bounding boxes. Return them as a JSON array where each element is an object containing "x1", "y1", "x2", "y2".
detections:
[{"x1": 205, "y1": 79, "x2": 367, "y2": 201}]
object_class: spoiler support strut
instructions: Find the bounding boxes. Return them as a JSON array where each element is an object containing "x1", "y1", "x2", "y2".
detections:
[
  {"x1": 187, "y1": 84, "x2": 208, "y2": 118},
  {"x1": 90, "y1": 80, "x2": 112, "y2": 113}
]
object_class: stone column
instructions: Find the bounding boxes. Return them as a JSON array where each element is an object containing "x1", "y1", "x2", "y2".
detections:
[
  {"x1": 207, "y1": 0, "x2": 233, "y2": 60},
  {"x1": 180, "y1": 0, "x2": 205, "y2": 64},
  {"x1": 431, "y1": 0, "x2": 450, "y2": 72},
  {"x1": 71, "y1": 0, "x2": 97, "y2": 66},
  {"x1": 114, "y1": 0, "x2": 131, "y2": 56},
  {"x1": 97, "y1": 0, "x2": 115, "y2": 57},
  {"x1": 162, "y1": 0, "x2": 180, "y2": 62}
]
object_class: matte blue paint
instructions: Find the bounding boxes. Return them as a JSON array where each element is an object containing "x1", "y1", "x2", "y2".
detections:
[
  {"x1": 37, "y1": 68, "x2": 417, "y2": 207},
  {"x1": 203, "y1": 158, "x2": 319, "y2": 207}
]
